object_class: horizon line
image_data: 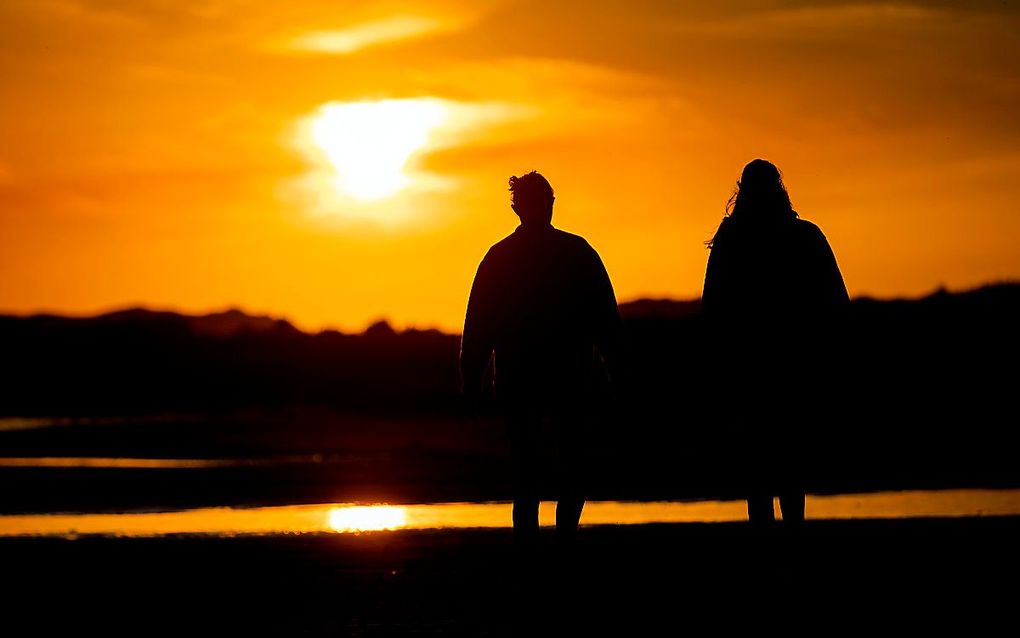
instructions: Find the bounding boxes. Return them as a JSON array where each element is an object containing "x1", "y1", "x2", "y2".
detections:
[{"x1": 1, "y1": 279, "x2": 1016, "y2": 337}]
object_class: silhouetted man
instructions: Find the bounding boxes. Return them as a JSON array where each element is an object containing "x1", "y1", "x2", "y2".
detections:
[{"x1": 461, "y1": 171, "x2": 622, "y2": 549}]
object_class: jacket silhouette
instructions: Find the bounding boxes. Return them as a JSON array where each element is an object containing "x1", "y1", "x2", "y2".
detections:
[
  {"x1": 702, "y1": 159, "x2": 849, "y2": 524},
  {"x1": 704, "y1": 216, "x2": 848, "y2": 327},
  {"x1": 460, "y1": 170, "x2": 622, "y2": 548},
  {"x1": 461, "y1": 224, "x2": 622, "y2": 407}
]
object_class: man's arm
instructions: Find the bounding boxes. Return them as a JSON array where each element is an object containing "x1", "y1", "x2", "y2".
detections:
[
  {"x1": 460, "y1": 251, "x2": 497, "y2": 402},
  {"x1": 590, "y1": 247, "x2": 625, "y2": 385}
]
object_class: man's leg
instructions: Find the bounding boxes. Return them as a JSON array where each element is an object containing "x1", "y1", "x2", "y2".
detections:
[
  {"x1": 553, "y1": 411, "x2": 587, "y2": 546},
  {"x1": 507, "y1": 411, "x2": 541, "y2": 548}
]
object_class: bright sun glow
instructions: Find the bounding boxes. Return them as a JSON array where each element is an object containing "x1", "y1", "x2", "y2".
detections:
[
  {"x1": 307, "y1": 99, "x2": 449, "y2": 202},
  {"x1": 288, "y1": 97, "x2": 526, "y2": 227},
  {"x1": 327, "y1": 505, "x2": 408, "y2": 532}
]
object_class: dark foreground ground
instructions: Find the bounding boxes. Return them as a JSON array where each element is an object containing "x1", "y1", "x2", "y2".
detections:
[{"x1": 3, "y1": 518, "x2": 1017, "y2": 636}]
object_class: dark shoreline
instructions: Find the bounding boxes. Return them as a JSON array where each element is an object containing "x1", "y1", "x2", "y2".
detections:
[
  {"x1": 3, "y1": 518, "x2": 1016, "y2": 634},
  {"x1": 3, "y1": 461, "x2": 1020, "y2": 515}
]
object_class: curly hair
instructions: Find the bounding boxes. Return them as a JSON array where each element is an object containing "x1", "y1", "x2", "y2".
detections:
[{"x1": 508, "y1": 170, "x2": 554, "y2": 206}]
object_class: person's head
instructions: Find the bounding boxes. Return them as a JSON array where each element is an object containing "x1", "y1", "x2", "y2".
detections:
[
  {"x1": 725, "y1": 159, "x2": 797, "y2": 224},
  {"x1": 509, "y1": 170, "x2": 554, "y2": 226}
]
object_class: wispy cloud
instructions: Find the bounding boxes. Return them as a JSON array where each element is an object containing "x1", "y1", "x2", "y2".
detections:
[{"x1": 281, "y1": 15, "x2": 457, "y2": 55}]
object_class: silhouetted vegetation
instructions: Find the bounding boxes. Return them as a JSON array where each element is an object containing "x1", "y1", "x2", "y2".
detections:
[
  {"x1": 0, "y1": 283, "x2": 1017, "y2": 510},
  {"x1": 0, "y1": 308, "x2": 460, "y2": 415}
]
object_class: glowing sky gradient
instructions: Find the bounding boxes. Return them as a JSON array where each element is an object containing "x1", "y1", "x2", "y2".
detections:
[{"x1": 1, "y1": 1, "x2": 1018, "y2": 331}]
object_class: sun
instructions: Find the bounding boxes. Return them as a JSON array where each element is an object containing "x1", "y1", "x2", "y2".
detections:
[
  {"x1": 288, "y1": 97, "x2": 525, "y2": 226},
  {"x1": 306, "y1": 99, "x2": 449, "y2": 202},
  {"x1": 327, "y1": 505, "x2": 407, "y2": 532}
]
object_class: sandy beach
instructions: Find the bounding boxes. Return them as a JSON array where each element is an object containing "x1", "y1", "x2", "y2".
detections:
[{"x1": 3, "y1": 517, "x2": 1016, "y2": 635}]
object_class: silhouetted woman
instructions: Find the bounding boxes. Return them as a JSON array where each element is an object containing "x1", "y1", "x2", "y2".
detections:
[{"x1": 702, "y1": 159, "x2": 849, "y2": 525}]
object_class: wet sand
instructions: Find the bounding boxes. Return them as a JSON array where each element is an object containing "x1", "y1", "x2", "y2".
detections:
[{"x1": 3, "y1": 518, "x2": 1016, "y2": 635}]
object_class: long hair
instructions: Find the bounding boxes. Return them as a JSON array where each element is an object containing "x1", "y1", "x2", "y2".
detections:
[{"x1": 708, "y1": 159, "x2": 797, "y2": 247}]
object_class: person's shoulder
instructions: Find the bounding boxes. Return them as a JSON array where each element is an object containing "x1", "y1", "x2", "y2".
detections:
[
  {"x1": 551, "y1": 227, "x2": 598, "y2": 253},
  {"x1": 792, "y1": 217, "x2": 829, "y2": 242},
  {"x1": 483, "y1": 231, "x2": 520, "y2": 257},
  {"x1": 473, "y1": 234, "x2": 516, "y2": 275},
  {"x1": 558, "y1": 229, "x2": 609, "y2": 266},
  {"x1": 792, "y1": 216, "x2": 823, "y2": 234},
  {"x1": 712, "y1": 216, "x2": 736, "y2": 239}
]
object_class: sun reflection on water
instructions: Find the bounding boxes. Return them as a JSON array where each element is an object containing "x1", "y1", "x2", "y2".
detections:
[
  {"x1": 327, "y1": 505, "x2": 407, "y2": 532},
  {"x1": 1, "y1": 490, "x2": 1018, "y2": 538}
]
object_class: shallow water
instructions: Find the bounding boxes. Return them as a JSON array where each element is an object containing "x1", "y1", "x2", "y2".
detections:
[
  {"x1": 0, "y1": 456, "x2": 322, "y2": 468},
  {"x1": 0, "y1": 489, "x2": 1017, "y2": 538}
]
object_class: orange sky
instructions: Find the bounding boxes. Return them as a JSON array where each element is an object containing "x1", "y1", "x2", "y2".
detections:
[{"x1": 1, "y1": 1, "x2": 1018, "y2": 332}]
